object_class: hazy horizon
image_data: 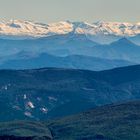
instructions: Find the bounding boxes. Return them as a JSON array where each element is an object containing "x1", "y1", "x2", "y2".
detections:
[{"x1": 0, "y1": 0, "x2": 140, "y2": 24}]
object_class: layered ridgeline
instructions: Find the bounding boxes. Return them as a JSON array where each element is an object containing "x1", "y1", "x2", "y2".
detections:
[
  {"x1": 1, "y1": 20, "x2": 140, "y2": 43},
  {"x1": 0, "y1": 20, "x2": 140, "y2": 70},
  {"x1": 0, "y1": 100, "x2": 140, "y2": 140},
  {"x1": 0, "y1": 65, "x2": 140, "y2": 121}
]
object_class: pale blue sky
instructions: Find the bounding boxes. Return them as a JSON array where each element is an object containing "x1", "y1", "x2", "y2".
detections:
[{"x1": 0, "y1": 0, "x2": 139, "y2": 23}]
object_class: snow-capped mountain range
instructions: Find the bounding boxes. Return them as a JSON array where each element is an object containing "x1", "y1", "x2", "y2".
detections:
[
  {"x1": 0, "y1": 20, "x2": 140, "y2": 70},
  {"x1": 1, "y1": 20, "x2": 140, "y2": 39}
]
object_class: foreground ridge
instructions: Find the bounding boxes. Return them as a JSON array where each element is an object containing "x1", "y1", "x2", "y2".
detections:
[{"x1": 0, "y1": 100, "x2": 140, "y2": 140}]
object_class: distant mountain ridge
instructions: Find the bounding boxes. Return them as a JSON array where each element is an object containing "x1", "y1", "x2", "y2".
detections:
[
  {"x1": 0, "y1": 34, "x2": 139, "y2": 70},
  {"x1": 0, "y1": 53, "x2": 135, "y2": 71},
  {"x1": 0, "y1": 20, "x2": 140, "y2": 37},
  {"x1": 90, "y1": 38, "x2": 140, "y2": 63},
  {"x1": 0, "y1": 21, "x2": 140, "y2": 70},
  {"x1": 0, "y1": 20, "x2": 140, "y2": 44}
]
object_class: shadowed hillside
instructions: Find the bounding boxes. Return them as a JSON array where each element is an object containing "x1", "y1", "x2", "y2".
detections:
[{"x1": 0, "y1": 101, "x2": 140, "y2": 140}]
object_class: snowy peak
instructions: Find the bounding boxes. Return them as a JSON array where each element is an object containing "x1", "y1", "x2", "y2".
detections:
[
  {"x1": 0, "y1": 20, "x2": 74, "y2": 37},
  {"x1": 93, "y1": 21, "x2": 140, "y2": 36},
  {"x1": 0, "y1": 20, "x2": 48, "y2": 37},
  {"x1": 0, "y1": 20, "x2": 140, "y2": 39}
]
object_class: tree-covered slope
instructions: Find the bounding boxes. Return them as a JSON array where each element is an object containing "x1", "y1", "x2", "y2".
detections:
[
  {"x1": 0, "y1": 100, "x2": 140, "y2": 140},
  {"x1": 0, "y1": 65, "x2": 140, "y2": 121}
]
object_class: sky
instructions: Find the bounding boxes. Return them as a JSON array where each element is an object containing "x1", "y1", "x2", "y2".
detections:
[{"x1": 0, "y1": 0, "x2": 140, "y2": 24}]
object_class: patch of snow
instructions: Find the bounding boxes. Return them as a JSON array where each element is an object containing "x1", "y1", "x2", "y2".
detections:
[
  {"x1": 24, "y1": 111, "x2": 33, "y2": 118},
  {"x1": 40, "y1": 107, "x2": 48, "y2": 114},
  {"x1": 4, "y1": 86, "x2": 8, "y2": 90},
  {"x1": 83, "y1": 87, "x2": 95, "y2": 91},
  {"x1": 1, "y1": 85, "x2": 8, "y2": 90},
  {"x1": 23, "y1": 94, "x2": 27, "y2": 99},
  {"x1": 1, "y1": 84, "x2": 12, "y2": 91},
  {"x1": 37, "y1": 97, "x2": 41, "y2": 101},
  {"x1": 26, "y1": 101, "x2": 35, "y2": 109},
  {"x1": 48, "y1": 96, "x2": 58, "y2": 101},
  {"x1": 12, "y1": 105, "x2": 21, "y2": 111}
]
